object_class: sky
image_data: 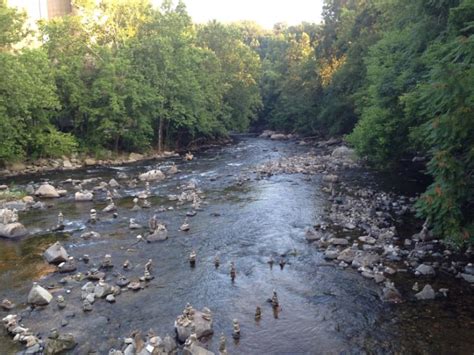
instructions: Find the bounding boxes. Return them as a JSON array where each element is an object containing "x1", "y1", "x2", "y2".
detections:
[{"x1": 159, "y1": 0, "x2": 325, "y2": 28}]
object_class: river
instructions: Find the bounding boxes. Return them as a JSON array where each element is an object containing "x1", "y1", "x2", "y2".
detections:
[{"x1": 1, "y1": 136, "x2": 473, "y2": 354}]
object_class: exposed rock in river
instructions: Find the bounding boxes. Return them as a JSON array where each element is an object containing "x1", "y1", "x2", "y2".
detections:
[
  {"x1": 27, "y1": 283, "x2": 53, "y2": 306},
  {"x1": 35, "y1": 183, "x2": 60, "y2": 198}
]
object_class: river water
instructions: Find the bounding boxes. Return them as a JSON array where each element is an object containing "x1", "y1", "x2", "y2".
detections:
[{"x1": 0, "y1": 137, "x2": 473, "y2": 354}]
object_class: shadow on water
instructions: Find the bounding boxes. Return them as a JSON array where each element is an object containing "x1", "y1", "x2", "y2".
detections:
[{"x1": 0, "y1": 137, "x2": 473, "y2": 354}]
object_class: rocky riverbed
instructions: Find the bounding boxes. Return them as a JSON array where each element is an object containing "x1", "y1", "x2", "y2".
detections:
[{"x1": 0, "y1": 135, "x2": 473, "y2": 354}]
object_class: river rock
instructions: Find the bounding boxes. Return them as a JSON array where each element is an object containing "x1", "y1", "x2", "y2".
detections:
[
  {"x1": 305, "y1": 228, "x2": 323, "y2": 242},
  {"x1": 168, "y1": 165, "x2": 179, "y2": 174},
  {"x1": 324, "y1": 249, "x2": 339, "y2": 260},
  {"x1": 109, "y1": 179, "x2": 120, "y2": 188},
  {"x1": 351, "y1": 252, "x2": 380, "y2": 268},
  {"x1": 44, "y1": 242, "x2": 69, "y2": 264},
  {"x1": 270, "y1": 133, "x2": 287, "y2": 140},
  {"x1": 94, "y1": 282, "x2": 115, "y2": 298},
  {"x1": 259, "y1": 130, "x2": 275, "y2": 138},
  {"x1": 175, "y1": 308, "x2": 213, "y2": 343},
  {"x1": 28, "y1": 283, "x2": 53, "y2": 306},
  {"x1": 139, "y1": 169, "x2": 165, "y2": 182},
  {"x1": 329, "y1": 237, "x2": 349, "y2": 246},
  {"x1": 323, "y1": 174, "x2": 339, "y2": 183},
  {"x1": 45, "y1": 333, "x2": 77, "y2": 354},
  {"x1": 337, "y1": 248, "x2": 356, "y2": 263},
  {"x1": 128, "y1": 153, "x2": 144, "y2": 162},
  {"x1": 0, "y1": 222, "x2": 27, "y2": 238},
  {"x1": 183, "y1": 341, "x2": 214, "y2": 355},
  {"x1": 460, "y1": 273, "x2": 474, "y2": 283},
  {"x1": 80, "y1": 231, "x2": 101, "y2": 239},
  {"x1": 147, "y1": 226, "x2": 168, "y2": 242},
  {"x1": 35, "y1": 183, "x2": 60, "y2": 198},
  {"x1": 331, "y1": 146, "x2": 356, "y2": 160},
  {"x1": 75, "y1": 191, "x2": 93, "y2": 201},
  {"x1": 84, "y1": 158, "x2": 96, "y2": 166},
  {"x1": 415, "y1": 284, "x2": 435, "y2": 300},
  {"x1": 62, "y1": 159, "x2": 73, "y2": 169},
  {"x1": 415, "y1": 264, "x2": 436, "y2": 276},
  {"x1": 381, "y1": 282, "x2": 402, "y2": 303}
]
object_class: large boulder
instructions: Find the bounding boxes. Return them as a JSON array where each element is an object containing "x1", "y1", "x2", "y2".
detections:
[
  {"x1": 270, "y1": 133, "x2": 287, "y2": 140},
  {"x1": 0, "y1": 222, "x2": 27, "y2": 238},
  {"x1": 45, "y1": 333, "x2": 77, "y2": 355},
  {"x1": 75, "y1": 191, "x2": 93, "y2": 201},
  {"x1": 337, "y1": 248, "x2": 356, "y2": 263},
  {"x1": 415, "y1": 284, "x2": 435, "y2": 300},
  {"x1": 139, "y1": 169, "x2": 165, "y2": 182},
  {"x1": 415, "y1": 264, "x2": 436, "y2": 276},
  {"x1": 175, "y1": 309, "x2": 213, "y2": 343},
  {"x1": 27, "y1": 284, "x2": 53, "y2": 306},
  {"x1": 43, "y1": 242, "x2": 69, "y2": 264},
  {"x1": 351, "y1": 252, "x2": 380, "y2": 268},
  {"x1": 146, "y1": 225, "x2": 168, "y2": 242},
  {"x1": 35, "y1": 183, "x2": 60, "y2": 198},
  {"x1": 84, "y1": 158, "x2": 97, "y2": 166},
  {"x1": 259, "y1": 130, "x2": 275, "y2": 138}
]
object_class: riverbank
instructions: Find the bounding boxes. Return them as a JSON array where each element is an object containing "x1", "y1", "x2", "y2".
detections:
[
  {"x1": 0, "y1": 137, "x2": 233, "y2": 179},
  {"x1": 0, "y1": 136, "x2": 473, "y2": 354}
]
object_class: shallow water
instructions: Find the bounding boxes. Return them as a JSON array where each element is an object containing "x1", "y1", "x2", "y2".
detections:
[{"x1": 0, "y1": 137, "x2": 473, "y2": 354}]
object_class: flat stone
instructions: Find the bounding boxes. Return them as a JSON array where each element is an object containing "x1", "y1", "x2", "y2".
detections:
[
  {"x1": 329, "y1": 238, "x2": 349, "y2": 246},
  {"x1": 415, "y1": 264, "x2": 436, "y2": 276}
]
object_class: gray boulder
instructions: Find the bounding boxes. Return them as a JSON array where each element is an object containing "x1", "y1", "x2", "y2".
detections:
[
  {"x1": 324, "y1": 249, "x2": 339, "y2": 260},
  {"x1": 415, "y1": 284, "x2": 435, "y2": 300},
  {"x1": 147, "y1": 226, "x2": 168, "y2": 242},
  {"x1": 27, "y1": 283, "x2": 53, "y2": 306},
  {"x1": 337, "y1": 248, "x2": 356, "y2": 263},
  {"x1": 352, "y1": 252, "x2": 380, "y2": 268},
  {"x1": 34, "y1": 183, "x2": 60, "y2": 198},
  {"x1": 45, "y1": 333, "x2": 77, "y2": 355},
  {"x1": 415, "y1": 264, "x2": 436, "y2": 276},
  {"x1": 0, "y1": 222, "x2": 27, "y2": 238},
  {"x1": 75, "y1": 191, "x2": 93, "y2": 201},
  {"x1": 44, "y1": 242, "x2": 69, "y2": 264},
  {"x1": 139, "y1": 169, "x2": 165, "y2": 182},
  {"x1": 94, "y1": 282, "x2": 115, "y2": 298},
  {"x1": 270, "y1": 133, "x2": 287, "y2": 140},
  {"x1": 328, "y1": 237, "x2": 349, "y2": 246},
  {"x1": 461, "y1": 273, "x2": 474, "y2": 283},
  {"x1": 175, "y1": 309, "x2": 213, "y2": 343}
]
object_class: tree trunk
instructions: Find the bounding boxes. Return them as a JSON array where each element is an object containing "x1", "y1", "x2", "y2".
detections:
[{"x1": 157, "y1": 118, "x2": 164, "y2": 152}]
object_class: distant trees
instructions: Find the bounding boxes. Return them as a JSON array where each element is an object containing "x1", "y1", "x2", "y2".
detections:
[{"x1": 0, "y1": 0, "x2": 261, "y2": 160}]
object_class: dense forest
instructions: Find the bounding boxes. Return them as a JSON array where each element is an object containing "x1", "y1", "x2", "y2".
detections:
[{"x1": 0, "y1": 0, "x2": 472, "y2": 245}]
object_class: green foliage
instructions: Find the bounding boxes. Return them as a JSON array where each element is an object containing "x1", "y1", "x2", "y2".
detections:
[{"x1": 407, "y1": 0, "x2": 474, "y2": 245}]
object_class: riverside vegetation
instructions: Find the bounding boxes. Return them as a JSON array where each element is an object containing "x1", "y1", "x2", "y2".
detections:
[{"x1": 0, "y1": 0, "x2": 472, "y2": 249}]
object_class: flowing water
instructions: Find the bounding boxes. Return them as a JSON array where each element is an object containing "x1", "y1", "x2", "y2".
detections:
[{"x1": 0, "y1": 137, "x2": 473, "y2": 354}]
